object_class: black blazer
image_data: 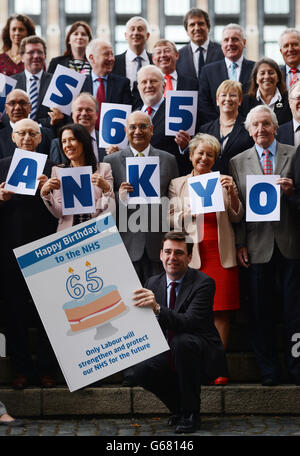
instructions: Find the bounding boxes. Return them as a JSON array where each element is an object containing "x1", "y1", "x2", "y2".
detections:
[
  {"x1": 47, "y1": 55, "x2": 91, "y2": 74},
  {"x1": 0, "y1": 122, "x2": 54, "y2": 159},
  {"x1": 176, "y1": 41, "x2": 224, "y2": 81},
  {"x1": 198, "y1": 114, "x2": 254, "y2": 174},
  {"x1": 276, "y1": 120, "x2": 295, "y2": 146},
  {"x1": 81, "y1": 72, "x2": 133, "y2": 106},
  {"x1": 12, "y1": 71, "x2": 55, "y2": 127},
  {"x1": 240, "y1": 91, "x2": 292, "y2": 126},
  {"x1": 112, "y1": 50, "x2": 153, "y2": 77},
  {"x1": 146, "y1": 268, "x2": 228, "y2": 380},
  {"x1": 198, "y1": 58, "x2": 255, "y2": 123}
]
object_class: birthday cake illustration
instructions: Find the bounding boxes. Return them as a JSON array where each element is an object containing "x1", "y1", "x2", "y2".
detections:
[{"x1": 63, "y1": 285, "x2": 126, "y2": 332}]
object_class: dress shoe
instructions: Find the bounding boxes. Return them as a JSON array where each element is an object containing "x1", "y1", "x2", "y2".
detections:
[
  {"x1": 0, "y1": 419, "x2": 24, "y2": 427},
  {"x1": 214, "y1": 377, "x2": 228, "y2": 386},
  {"x1": 175, "y1": 412, "x2": 200, "y2": 434},
  {"x1": 261, "y1": 377, "x2": 279, "y2": 386},
  {"x1": 168, "y1": 413, "x2": 181, "y2": 426},
  {"x1": 12, "y1": 375, "x2": 28, "y2": 390},
  {"x1": 40, "y1": 375, "x2": 56, "y2": 388}
]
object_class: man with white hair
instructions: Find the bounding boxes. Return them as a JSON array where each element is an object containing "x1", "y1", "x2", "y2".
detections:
[
  {"x1": 229, "y1": 105, "x2": 300, "y2": 387},
  {"x1": 112, "y1": 16, "x2": 152, "y2": 89},
  {"x1": 279, "y1": 28, "x2": 300, "y2": 88},
  {"x1": 82, "y1": 39, "x2": 133, "y2": 129},
  {"x1": 0, "y1": 118, "x2": 58, "y2": 390},
  {"x1": 198, "y1": 23, "x2": 255, "y2": 122}
]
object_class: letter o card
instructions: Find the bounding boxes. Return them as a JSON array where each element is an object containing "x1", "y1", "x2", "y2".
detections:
[
  {"x1": 42, "y1": 65, "x2": 86, "y2": 115},
  {"x1": 188, "y1": 171, "x2": 225, "y2": 214},
  {"x1": 246, "y1": 175, "x2": 280, "y2": 222}
]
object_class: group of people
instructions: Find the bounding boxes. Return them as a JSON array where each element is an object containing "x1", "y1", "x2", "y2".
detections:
[{"x1": 0, "y1": 8, "x2": 300, "y2": 433}]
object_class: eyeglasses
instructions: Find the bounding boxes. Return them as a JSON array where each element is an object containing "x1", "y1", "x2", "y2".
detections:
[
  {"x1": 24, "y1": 50, "x2": 45, "y2": 56},
  {"x1": 289, "y1": 96, "x2": 300, "y2": 101},
  {"x1": 14, "y1": 130, "x2": 40, "y2": 137},
  {"x1": 6, "y1": 100, "x2": 30, "y2": 107},
  {"x1": 128, "y1": 123, "x2": 152, "y2": 131}
]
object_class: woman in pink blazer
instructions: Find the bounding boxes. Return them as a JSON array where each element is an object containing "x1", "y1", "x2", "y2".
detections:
[
  {"x1": 168, "y1": 133, "x2": 243, "y2": 385},
  {"x1": 41, "y1": 123, "x2": 115, "y2": 230}
]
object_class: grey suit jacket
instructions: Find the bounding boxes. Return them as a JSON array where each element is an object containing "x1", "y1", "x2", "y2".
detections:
[
  {"x1": 229, "y1": 142, "x2": 300, "y2": 263},
  {"x1": 104, "y1": 145, "x2": 179, "y2": 262}
]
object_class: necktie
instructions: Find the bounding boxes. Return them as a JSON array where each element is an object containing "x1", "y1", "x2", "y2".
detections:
[
  {"x1": 290, "y1": 68, "x2": 298, "y2": 87},
  {"x1": 169, "y1": 281, "x2": 177, "y2": 310},
  {"x1": 145, "y1": 106, "x2": 153, "y2": 117},
  {"x1": 262, "y1": 149, "x2": 273, "y2": 175},
  {"x1": 95, "y1": 77, "x2": 105, "y2": 130},
  {"x1": 29, "y1": 75, "x2": 38, "y2": 120},
  {"x1": 164, "y1": 74, "x2": 173, "y2": 97},
  {"x1": 137, "y1": 151, "x2": 144, "y2": 157},
  {"x1": 229, "y1": 62, "x2": 238, "y2": 81},
  {"x1": 197, "y1": 46, "x2": 205, "y2": 78},
  {"x1": 135, "y1": 56, "x2": 143, "y2": 74}
]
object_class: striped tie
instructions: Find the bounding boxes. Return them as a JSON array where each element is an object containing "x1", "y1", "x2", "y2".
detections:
[{"x1": 29, "y1": 75, "x2": 38, "y2": 120}]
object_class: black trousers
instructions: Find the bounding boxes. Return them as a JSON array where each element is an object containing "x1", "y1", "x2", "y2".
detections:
[{"x1": 131, "y1": 332, "x2": 207, "y2": 413}]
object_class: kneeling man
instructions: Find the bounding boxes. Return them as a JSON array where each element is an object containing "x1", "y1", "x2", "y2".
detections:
[{"x1": 132, "y1": 231, "x2": 227, "y2": 433}]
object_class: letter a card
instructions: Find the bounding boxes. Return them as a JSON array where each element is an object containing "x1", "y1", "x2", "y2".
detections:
[
  {"x1": 4, "y1": 149, "x2": 47, "y2": 195},
  {"x1": 126, "y1": 156, "x2": 160, "y2": 204},
  {"x1": 188, "y1": 171, "x2": 225, "y2": 214}
]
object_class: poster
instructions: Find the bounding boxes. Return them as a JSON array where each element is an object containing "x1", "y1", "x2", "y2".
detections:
[{"x1": 14, "y1": 213, "x2": 169, "y2": 392}]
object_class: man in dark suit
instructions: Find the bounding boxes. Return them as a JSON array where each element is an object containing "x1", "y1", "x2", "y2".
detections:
[
  {"x1": 131, "y1": 230, "x2": 227, "y2": 433},
  {"x1": 104, "y1": 110, "x2": 178, "y2": 284},
  {"x1": 199, "y1": 24, "x2": 255, "y2": 123},
  {"x1": 0, "y1": 118, "x2": 58, "y2": 389},
  {"x1": 277, "y1": 80, "x2": 300, "y2": 146},
  {"x1": 82, "y1": 38, "x2": 133, "y2": 129},
  {"x1": 279, "y1": 28, "x2": 300, "y2": 88},
  {"x1": 49, "y1": 92, "x2": 105, "y2": 163},
  {"x1": 0, "y1": 89, "x2": 54, "y2": 159},
  {"x1": 112, "y1": 16, "x2": 152, "y2": 90},
  {"x1": 229, "y1": 105, "x2": 300, "y2": 387},
  {"x1": 176, "y1": 8, "x2": 224, "y2": 82},
  {"x1": 12, "y1": 36, "x2": 65, "y2": 129},
  {"x1": 152, "y1": 39, "x2": 199, "y2": 93}
]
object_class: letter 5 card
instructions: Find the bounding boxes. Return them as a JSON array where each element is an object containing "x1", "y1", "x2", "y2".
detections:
[
  {"x1": 42, "y1": 64, "x2": 86, "y2": 115},
  {"x1": 56, "y1": 166, "x2": 95, "y2": 216},
  {"x1": 126, "y1": 156, "x2": 160, "y2": 204},
  {"x1": 188, "y1": 171, "x2": 225, "y2": 214},
  {"x1": 4, "y1": 149, "x2": 47, "y2": 195},
  {"x1": 246, "y1": 175, "x2": 280, "y2": 222}
]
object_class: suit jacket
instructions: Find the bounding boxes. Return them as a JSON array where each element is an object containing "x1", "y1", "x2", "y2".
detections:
[
  {"x1": 198, "y1": 58, "x2": 255, "y2": 123},
  {"x1": 198, "y1": 115, "x2": 254, "y2": 174},
  {"x1": 168, "y1": 173, "x2": 243, "y2": 269},
  {"x1": 146, "y1": 267, "x2": 228, "y2": 380},
  {"x1": 0, "y1": 122, "x2": 54, "y2": 159},
  {"x1": 134, "y1": 99, "x2": 199, "y2": 176},
  {"x1": 276, "y1": 120, "x2": 295, "y2": 146},
  {"x1": 112, "y1": 50, "x2": 153, "y2": 77},
  {"x1": 12, "y1": 71, "x2": 55, "y2": 127},
  {"x1": 49, "y1": 130, "x2": 105, "y2": 164},
  {"x1": 229, "y1": 142, "x2": 300, "y2": 263},
  {"x1": 241, "y1": 91, "x2": 292, "y2": 126},
  {"x1": 104, "y1": 145, "x2": 179, "y2": 262},
  {"x1": 292, "y1": 146, "x2": 300, "y2": 211},
  {"x1": 81, "y1": 72, "x2": 133, "y2": 106},
  {"x1": 42, "y1": 162, "x2": 115, "y2": 231},
  {"x1": 176, "y1": 41, "x2": 224, "y2": 81}
]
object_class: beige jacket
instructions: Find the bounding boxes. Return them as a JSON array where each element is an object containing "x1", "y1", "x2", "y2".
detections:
[{"x1": 168, "y1": 173, "x2": 243, "y2": 269}]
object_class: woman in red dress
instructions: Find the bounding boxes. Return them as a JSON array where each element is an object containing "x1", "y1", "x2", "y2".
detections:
[
  {"x1": 168, "y1": 133, "x2": 243, "y2": 385},
  {"x1": 0, "y1": 14, "x2": 36, "y2": 76}
]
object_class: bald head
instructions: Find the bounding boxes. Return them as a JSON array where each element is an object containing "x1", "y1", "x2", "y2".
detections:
[
  {"x1": 5, "y1": 89, "x2": 32, "y2": 123},
  {"x1": 125, "y1": 110, "x2": 153, "y2": 151},
  {"x1": 85, "y1": 39, "x2": 115, "y2": 76},
  {"x1": 12, "y1": 118, "x2": 41, "y2": 151}
]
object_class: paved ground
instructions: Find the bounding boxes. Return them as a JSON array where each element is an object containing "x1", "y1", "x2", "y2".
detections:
[{"x1": 1, "y1": 415, "x2": 300, "y2": 437}]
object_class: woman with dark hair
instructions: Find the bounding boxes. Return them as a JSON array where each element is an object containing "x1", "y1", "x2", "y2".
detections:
[
  {"x1": 241, "y1": 57, "x2": 292, "y2": 125},
  {"x1": 47, "y1": 21, "x2": 92, "y2": 75},
  {"x1": 41, "y1": 123, "x2": 115, "y2": 230},
  {"x1": 0, "y1": 14, "x2": 35, "y2": 75}
]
